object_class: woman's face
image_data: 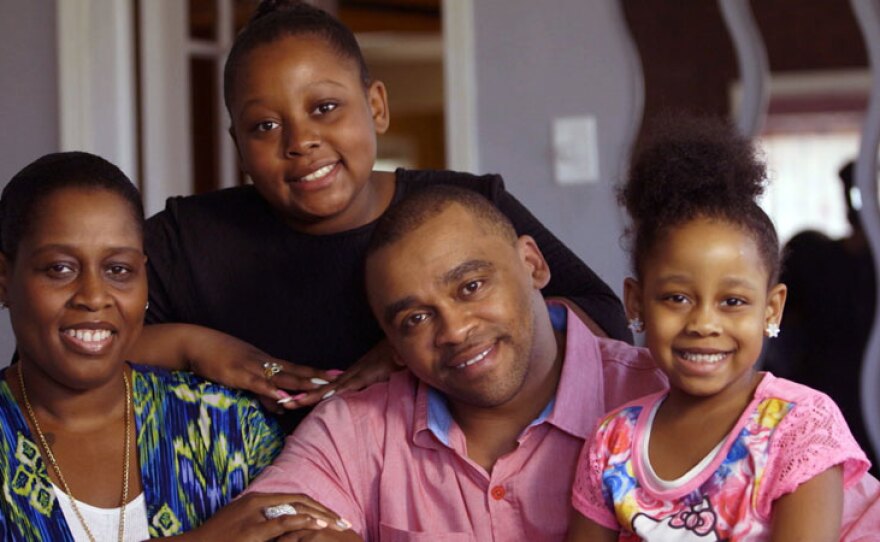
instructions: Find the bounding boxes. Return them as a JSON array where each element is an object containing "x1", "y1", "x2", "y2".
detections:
[
  {"x1": 228, "y1": 35, "x2": 389, "y2": 233},
  {"x1": 0, "y1": 187, "x2": 147, "y2": 390}
]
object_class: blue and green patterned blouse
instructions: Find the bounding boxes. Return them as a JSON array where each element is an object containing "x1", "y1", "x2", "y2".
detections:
[{"x1": 0, "y1": 363, "x2": 283, "y2": 540}]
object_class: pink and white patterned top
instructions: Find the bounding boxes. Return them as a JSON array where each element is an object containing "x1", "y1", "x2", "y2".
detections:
[{"x1": 572, "y1": 372, "x2": 871, "y2": 541}]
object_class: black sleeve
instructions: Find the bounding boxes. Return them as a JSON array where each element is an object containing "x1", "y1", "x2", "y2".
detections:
[
  {"x1": 144, "y1": 201, "x2": 186, "y2": 325},
  {"x1": 492, "y1": 184, "x2": 632, "y2": 343}
]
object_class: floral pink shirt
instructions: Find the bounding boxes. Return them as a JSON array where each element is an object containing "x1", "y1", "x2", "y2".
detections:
[{"x1": 572, "y1": 373, "x2": 872, "y2": 541}]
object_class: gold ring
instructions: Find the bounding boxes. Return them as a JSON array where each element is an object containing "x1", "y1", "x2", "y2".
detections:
[{"x1": 262, "y1": 361, "x2": 282, "y2": 380}]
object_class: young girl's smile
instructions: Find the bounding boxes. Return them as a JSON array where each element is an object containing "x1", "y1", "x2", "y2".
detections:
[
  {"x1": 626, "y1": 216, "x2": 786, "y2": 403},
  {"x1": 229, "y1": 35, "x2": 391, "y2": 233},
  {"x1": 1, "y1": 188, "x2": 147, "y2": 390}
]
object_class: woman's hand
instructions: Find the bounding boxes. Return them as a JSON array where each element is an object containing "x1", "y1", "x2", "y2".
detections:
[
  {"x1": 287, "y1": 338, "x2": 402, "y2": 407},
  {"x1": 168, "y1": 493, "x2": 354, "y2": 542}
]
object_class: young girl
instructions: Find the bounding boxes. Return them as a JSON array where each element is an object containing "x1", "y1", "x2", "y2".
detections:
[
  {"x1": 566, "y1": 117, "x2": 871, "y2": 541},
  {"x1": 138, "y1": 0, "x2": 628, "y2": 422},
  {"x1": 0, "y1": 152, "x2": 346, "y2": 541}
]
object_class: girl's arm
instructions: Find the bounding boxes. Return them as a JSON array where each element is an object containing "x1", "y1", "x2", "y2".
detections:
[
  {"x1": 566, "y1": 510, "x2": 618, "y2": 542},
  {"x1": 770, "y1": 465, "x2": 843, "y2": 542},
  {"x1": 130, "y1": 323, "x2": 339, "y2": 411}
]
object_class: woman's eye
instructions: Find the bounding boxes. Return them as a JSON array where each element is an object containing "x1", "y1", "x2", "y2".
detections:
[
  {"x1": 254, "y1": 120, "x2": 279, "y2": 132},
  {"x1": 461, "y1": 280, "x2": 483, "y2": 296},
  {"x1": 107, "y1": 265, "x2": 133, "y2": 278},
  {"x1": 313, "y1": 102, "x2": 338, "y2": 115},
  {"x1": 46, "y1": 263, "x2": 75, "y2": 278}
]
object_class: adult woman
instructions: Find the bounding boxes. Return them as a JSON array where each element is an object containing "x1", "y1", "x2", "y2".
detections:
[{"x1": 0, "y1": 152, "x2": 340, "y2": 541}]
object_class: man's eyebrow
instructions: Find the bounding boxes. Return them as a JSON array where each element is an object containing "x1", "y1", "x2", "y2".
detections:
[
  {"x1": 384, "y1": 296, "x2": 418, "y2": 325},
  {"x1": 441, "y1": 260, "x2": 494, "y2": 285}
]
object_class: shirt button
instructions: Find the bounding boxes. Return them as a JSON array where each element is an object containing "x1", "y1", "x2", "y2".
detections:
[{"x1": 490, "y1": 486, "x2": 506, "y2": 500}]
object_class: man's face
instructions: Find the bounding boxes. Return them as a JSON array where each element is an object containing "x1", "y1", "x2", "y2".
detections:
[{"x1": 365, "y1": 204, "x2": 553, "y2": 410}]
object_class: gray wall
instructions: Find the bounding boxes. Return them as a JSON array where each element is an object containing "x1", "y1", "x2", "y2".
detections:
[
  {"x1": 473, "y1": 0, "x2": 641, "y2": 300},
  {"x1": 0, "y1": 0, "x2": 59, "y2": 362}
]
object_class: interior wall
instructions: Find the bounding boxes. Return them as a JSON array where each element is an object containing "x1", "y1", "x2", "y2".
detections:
[
  {"x1": 0, "y1": 0, "x2": 59, "y2": 363},
  {"x1": 472, "y1": 0, "x2": 642, "y2": 299}
]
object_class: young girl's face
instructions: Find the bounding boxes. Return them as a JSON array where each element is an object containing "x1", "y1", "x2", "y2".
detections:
[
  {"x1": 228, "y1": 35, "x2": 390, "y2": 232},
  {"x1": 0, "y1": 188, "x2": 147, "y2": 390},
  {"x1": 625, "y1": 216, "x2": 786, "y2": 402}
]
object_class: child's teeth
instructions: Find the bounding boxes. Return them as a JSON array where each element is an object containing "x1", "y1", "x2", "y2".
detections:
[
  {"x1": 300, "y1": 164, "x2": 334, "y2": 182},
  {"x1": 682, "y1": 352, "x2": 725, "y2": 364}
]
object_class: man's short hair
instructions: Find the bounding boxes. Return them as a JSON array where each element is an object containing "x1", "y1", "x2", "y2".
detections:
[{"x1": 366, "y1": 185, "x2": 518, "y2": 257}]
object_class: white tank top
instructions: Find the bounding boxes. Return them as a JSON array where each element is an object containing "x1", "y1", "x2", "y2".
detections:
[{"x1": 52, "y1": 485, "x2": 150, "y2": 542}]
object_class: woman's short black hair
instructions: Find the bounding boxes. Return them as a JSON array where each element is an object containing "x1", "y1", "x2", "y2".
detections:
[
  {"x1": 621, "y1": 114, "x2": 781, "y2": 284},
  {"x1": 0, "y1": 151, "x2": 144, "y2": 260},
  {"x1": 223, "y1": 0, "x2": 371, "y2": 111}
]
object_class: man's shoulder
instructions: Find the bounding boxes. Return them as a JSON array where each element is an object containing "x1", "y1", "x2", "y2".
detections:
[
  {"x1": 594, "y1": 336, "x2": 668, "y2": 408},
  {"x1": 595, "y1": 336, "x2": 658, "y2": 372},
  {"x1": 305, "y1": 370, "x2": 420, "y2": 429}
]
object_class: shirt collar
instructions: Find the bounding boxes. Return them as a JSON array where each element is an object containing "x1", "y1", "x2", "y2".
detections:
[{"x1": 422, "y1": 303, "x2": 593, "y2": 446}]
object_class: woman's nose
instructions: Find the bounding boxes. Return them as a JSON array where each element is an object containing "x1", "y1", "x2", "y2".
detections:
[{"x1": 69, "y1": 271, "x2": 112, "y2": 311}]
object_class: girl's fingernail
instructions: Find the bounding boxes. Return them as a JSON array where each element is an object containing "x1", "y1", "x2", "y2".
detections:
[
  {"x1": 336, "y1": 518, "x2": 352, "y2": 529},
  {"x1": 322, "y1": 389, "x2": 336, "y2": 400},
  {"x1": 316, "y1": 518, "x2": 328, "y2": 528},
  {"x1": 277, "y1": 397, "x2": 294, "y2": 404},
  {"x1": 291, "y1": 393, "x2": 308, "y2": 401},
  {"x1": 326, "y1": 369, "x2": 345, "y2": 377},
  {"x1": 310, "y1": 377, "x2": 330, "y2": 385}
]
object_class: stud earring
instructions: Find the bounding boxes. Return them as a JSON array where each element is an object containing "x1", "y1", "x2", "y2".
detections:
[
  {"x1": 628, "y1": 316, "x2": 644, "y2": 333},
  {"x1": 766, "y1": 322, "x2": 780, "y2": 338},
  {"x1": 145, "y1": 301, "x2": 150, "y2": 311}
]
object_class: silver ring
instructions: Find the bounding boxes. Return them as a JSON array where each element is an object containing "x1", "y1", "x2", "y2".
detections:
[
  {"x1": 262, "y1": 361, "x2": 282, "y2": 380},
  {"x1": 263, "y1": 503, "x2": 297, "y2": 519}
]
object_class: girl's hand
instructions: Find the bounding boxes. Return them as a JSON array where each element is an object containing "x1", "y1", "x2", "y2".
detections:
[
  {"x1": 285, "y1": 339, "x2": 401, "y2": 407},
  {"x1": 182, "y1": 328, "x2": 342, "y2": 413},
  {"x1": 168, "y1": 493, "x2": 352, "y2": 541},
  {"x1": 133, "y1": 323, "x2": 341, "y2": 413}
]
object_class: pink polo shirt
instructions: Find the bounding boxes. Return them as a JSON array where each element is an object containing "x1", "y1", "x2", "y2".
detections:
[{"x1": 246, "y1": 305, "x2": 668, "y2": 541}]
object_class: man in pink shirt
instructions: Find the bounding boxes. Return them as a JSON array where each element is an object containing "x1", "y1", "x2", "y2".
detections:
[{"x1": 245, "y1": 185, "x2": 667, "y2": 540}]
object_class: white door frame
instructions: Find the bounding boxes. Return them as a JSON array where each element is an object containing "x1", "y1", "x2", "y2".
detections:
[{"x1": 57, "y1": 0, "x2": 137, "y2": 180}]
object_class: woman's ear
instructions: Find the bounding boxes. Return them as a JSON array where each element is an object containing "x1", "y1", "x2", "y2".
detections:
[
  {"x1": 623, "y1": 277, "x2": 643, "y2": 321},
  {"x1": 0, "y1": 253, "x2": 11, "y2": 307},
  {"x1": 368, "y1": 81, "x2": 390, "y2": 134},
  {"x1": 516, "y1": 235, "x2": 551, "y2": 289}
]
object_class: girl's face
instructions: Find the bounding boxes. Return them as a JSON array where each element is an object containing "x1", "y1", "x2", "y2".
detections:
[
  {"x1": 624, "y1": 217, "x2": 786, "y2": 403},
  {"x1": 229, "y1": 35, "x2": 390, "y2": 233},
  {"x1": 0, "y1": 188, "x2": 147, "y2": 391}
]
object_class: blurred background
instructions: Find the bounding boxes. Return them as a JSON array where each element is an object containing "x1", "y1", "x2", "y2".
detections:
[{"x1": 2, "y1": 0, "x2": 878, "y2": 466}]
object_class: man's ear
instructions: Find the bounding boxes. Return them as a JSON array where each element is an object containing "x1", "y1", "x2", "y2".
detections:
[
  {"x1": 765, "y1": 282, "x2": 787, "y2": 333},
  {"x1": 623, "y1": 277, "x2": 642, "y2": 321},
  {"x1": 391, "y1": 349, "x2": 407, "y2": 368},
  {"x1": 516, "y1": 235, "x2": 551, "y2": 289},
  {"x1": 368, "y1": 81, "x2": 390, "y2": 134},
  {"x1": 228, "y1": 126, "x2": 247, "y2": 170}
]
